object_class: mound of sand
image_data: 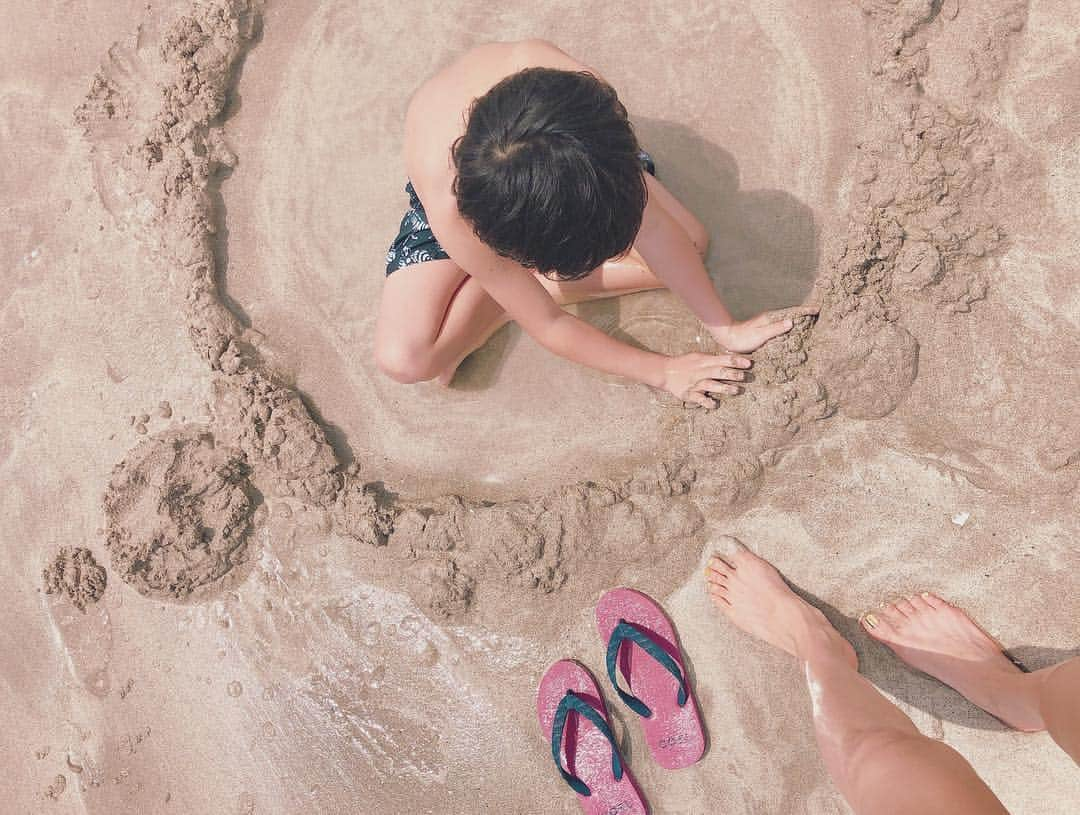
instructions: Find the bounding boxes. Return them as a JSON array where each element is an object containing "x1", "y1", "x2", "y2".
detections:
[
  {"x1": 42, "y1": 547, "x2": 107, "y2": 611},
  {"x1": 103, "y1": 426, "x2": 255, "y2": 600}
]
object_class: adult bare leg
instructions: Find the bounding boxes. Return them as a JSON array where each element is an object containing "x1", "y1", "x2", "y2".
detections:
[
  {"x1": 1039, "y1": 658, "x2": 1080, "y2": 764},
  {"x1": 863, "y1": 596, "x2": 1080, "y2": 764},
  {"x1": 706, "y1": 538, "x2": 1009, "y2": 815}
]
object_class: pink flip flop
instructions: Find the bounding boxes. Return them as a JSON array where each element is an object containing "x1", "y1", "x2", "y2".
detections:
[
  {"x1": 596, "y1": 588, "x2": 706, "y2": 769},
  {"x1": 537, "y1": 659, "x2": 648, "y2": 814}
]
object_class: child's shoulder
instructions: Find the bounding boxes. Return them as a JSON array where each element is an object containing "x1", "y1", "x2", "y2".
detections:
[
  {"x1": 403, "y1": 42, "x2": 526, "y2": 207},
  {"x1": 406, "y1": 40, "x2": 522, "y2": 122},
  {"x1": 403, "y1": 40, "x2": 597, "y2": 256},
  {"x1": 405, "y1": 39, "x2": 589, "y2": 182},
  {"x1": 404, "y1": 39, "x2": 586, "y2": 141}
]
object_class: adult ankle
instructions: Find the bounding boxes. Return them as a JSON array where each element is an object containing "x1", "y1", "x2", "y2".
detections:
[
  {"x1": 793, "y1": 609, "x2": 855, "y2": 669},
  {"x1": 1011, "y1": 667, "x2": 1055, "y2": 732}
]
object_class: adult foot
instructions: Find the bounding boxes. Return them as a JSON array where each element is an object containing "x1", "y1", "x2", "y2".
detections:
[
  {"x1": 862, "y1": 594, "x2": 1045, "y2": 732},
  {"x1": 706, "y1": 537, "x2": 856, "y2": 669}
]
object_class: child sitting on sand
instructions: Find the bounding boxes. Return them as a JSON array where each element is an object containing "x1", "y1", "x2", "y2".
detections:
[{"x1": 376, "y1": 39, "x2": 813, "y2": 402}]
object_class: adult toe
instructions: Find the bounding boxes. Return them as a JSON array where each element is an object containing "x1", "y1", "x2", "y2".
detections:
[
  {"x1": 895, "y1": 597, "x2": 919, "y2": 617},
  {"x1": 920, "y1": 592, "x2": 948, "y2": 609},
  {"x1": 861, "y1": 611, "x2": 894, "y2": 638},
  {"x1": 708, "y1": 583, "x2": 731, "y2": 606},
  {"x1": 705, "y1": 567, "x2": 728, "y2": 587},
  {"x1": 706, "y1": 556, "x2": 732, "y2": 578},
  {"x1": 711, "y1": 535, "x2": 747, "y2": 567},
  {"x1": 879, "y1": 602, "x2": 909, "y2": 627},
  {"x1": 907, "y1": 593, "x2": 933, "y2": 613}
]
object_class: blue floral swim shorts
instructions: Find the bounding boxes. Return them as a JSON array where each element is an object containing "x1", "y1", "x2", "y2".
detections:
[{"x1": 384, "y1": 148, "x2": 657, "y2": 276}]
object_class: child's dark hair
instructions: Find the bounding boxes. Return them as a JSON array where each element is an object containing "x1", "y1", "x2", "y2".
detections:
[{"x1": 450, "y1": 66, "x2": 648, "y2": 281}]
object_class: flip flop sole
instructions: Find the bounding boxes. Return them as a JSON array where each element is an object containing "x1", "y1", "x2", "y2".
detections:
[
  {"x1": 596, "y1": 589, "x2": 706, "y2": 769},
  {"x1": 537, "y1": 660, "x2": 648, "y2": 815}
]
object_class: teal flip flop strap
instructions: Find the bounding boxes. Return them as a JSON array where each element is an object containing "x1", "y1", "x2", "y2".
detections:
[
  {"x1": 550, "y1": 690, "x2": 624, "y2": 796},
  {"x1": 606, "y1": 619, "x2": 688, "y2": 718}
]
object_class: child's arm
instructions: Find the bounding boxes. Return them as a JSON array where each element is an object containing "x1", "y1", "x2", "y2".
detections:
[
  {"x1": 433, "y1": 209, "x2": 752, "y2": 407},
  {"x1": 635, "y1": 173, "x2": 817, "y2": 352},
  {"x1": 518, "y1": 39, "x2": 815, "y2": 350}
]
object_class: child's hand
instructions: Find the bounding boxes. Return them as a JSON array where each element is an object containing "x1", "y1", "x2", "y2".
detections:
[
  {"x1": 709, "y1": 306, "x2": 819, "y2": 353},
  {"x1": 660, "y1": 352, "x2": 753, "y2": 408}
]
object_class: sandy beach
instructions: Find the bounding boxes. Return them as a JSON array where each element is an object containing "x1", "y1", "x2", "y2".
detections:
[{"x1": 3, "y1": 0, "x2": 1078, "y2": 812}]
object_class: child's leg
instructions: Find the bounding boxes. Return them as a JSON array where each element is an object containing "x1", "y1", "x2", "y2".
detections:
[
  {"x1": 705, "y1": 539, "x2": 1010, "y2": 815},
  {"x1": 538, "y1": 246, "x2": 663, "y2": 303},
  {"x1": 374, "y1": 257, "x2": 477, "y2": 383},
  {"x1": 374, "y1": 250, "x2": 665, "y2": 385},
  {"x1": 643, "y1": 172, "x2": 710, "y2": 258},
  {"x1": 864, "y1": 600, "x2": 1079, "y2": 764},
  {"x1": 428, "y1": 248, "x2": 665, "y2": 385}
]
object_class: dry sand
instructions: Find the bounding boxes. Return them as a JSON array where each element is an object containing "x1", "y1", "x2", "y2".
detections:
[{"x1": 2, "y1": 0, "x2": 1078, "y2": 812}]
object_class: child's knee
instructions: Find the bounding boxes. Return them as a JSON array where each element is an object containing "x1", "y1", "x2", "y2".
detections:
[{"x1": 374, "y1": 337, "x2": 433, "y2": 384}]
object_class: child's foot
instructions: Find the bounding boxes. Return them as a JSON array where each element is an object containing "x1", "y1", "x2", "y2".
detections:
[
  {"x1": 861, "y1": 594, "x2": 1045, "y2": 732},
  {"x1": 705, "y1": 537, "x2": 856, "y2": 669}
]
